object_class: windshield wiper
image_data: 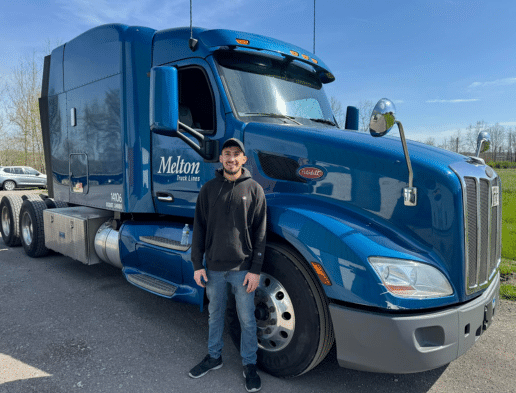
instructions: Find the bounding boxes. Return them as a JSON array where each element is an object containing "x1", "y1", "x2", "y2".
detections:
[
  {"x1": 241, "y1": 112, "x2": 302, "y2": 125},
  {"x1": 309, "y1": 118, "x2": 337, "y2": 127}
]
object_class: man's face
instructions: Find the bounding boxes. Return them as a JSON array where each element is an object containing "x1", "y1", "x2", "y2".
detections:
[{"x1": 219, "y1": 146, "x2": 247, "y2": 176}]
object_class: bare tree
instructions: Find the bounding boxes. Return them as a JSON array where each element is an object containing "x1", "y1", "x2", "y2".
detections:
[
  {"x1": 507, "y1": 127, "x2": 516, "y2": 162},
  {"x1": 358, "y1": 100, "x2": 374, "y2": 133},
  {"x1": 330, "y1": 96, "x2": 345, "y2": 128},
  {"x1": 489, "y1": 123, "x2": 506, "y2": 162},
  {"x1": 450, "y1": 129, "x2": 464, "y2": 153},
  {"x1": 4, "y1": 53, "x2": 45, "y2": 172},
  {"x1": 423, "y1": 137, "x2": 436, "y2": 146}
]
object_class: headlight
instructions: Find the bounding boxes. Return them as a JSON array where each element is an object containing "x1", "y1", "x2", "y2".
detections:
[{"x1": 369, "y1": 257, "x2": 453, "y2": 299}]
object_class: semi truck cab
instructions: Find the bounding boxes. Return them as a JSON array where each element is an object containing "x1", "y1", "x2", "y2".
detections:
[{"x1": 0, "y1": 23, "x2": 501, "y2": 377}]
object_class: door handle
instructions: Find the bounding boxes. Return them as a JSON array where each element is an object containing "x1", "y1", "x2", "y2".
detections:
[{"x1": 156, "y1": 192, "x2": 174, "y2": 202}]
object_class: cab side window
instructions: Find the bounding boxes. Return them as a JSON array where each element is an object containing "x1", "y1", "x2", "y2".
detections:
[{"x1": 177, "y1": 67, "x2": 215, "y2": 135}]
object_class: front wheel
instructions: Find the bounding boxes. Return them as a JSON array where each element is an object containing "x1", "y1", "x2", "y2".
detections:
[
  {"x1": 19, "y1": 199, "x2": 49, "y2": 257},
  {"x1": 227, "y1": 242, "x2": 334, "y2": 378}
]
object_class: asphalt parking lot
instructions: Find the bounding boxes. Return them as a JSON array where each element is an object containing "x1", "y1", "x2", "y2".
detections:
[{"x1": 1, "y1": 191, "x2": 515, "y2": 393}]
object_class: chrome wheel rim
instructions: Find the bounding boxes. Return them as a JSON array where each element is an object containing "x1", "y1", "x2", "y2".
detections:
[
  {"x1": 4, "y1": 181, "x2": 15, "y2": 191},
  {"x1": 254, "y1": 273, "x2": 295, "y2": 352},
  {"x1": 21, "y1": 211, "x2": 33, "y2": 246},
  {"x1": 1, "y1": 205, "x2": 10, "y2": 237}
]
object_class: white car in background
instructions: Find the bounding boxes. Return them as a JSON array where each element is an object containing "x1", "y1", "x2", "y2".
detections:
[{"x1": 0, "y1": 166, "x2": 47, "y2": 191}]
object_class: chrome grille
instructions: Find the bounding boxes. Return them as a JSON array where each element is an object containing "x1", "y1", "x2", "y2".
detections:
[{"x1": 463, "y1": 175, "x2": 501, "y2": 294}]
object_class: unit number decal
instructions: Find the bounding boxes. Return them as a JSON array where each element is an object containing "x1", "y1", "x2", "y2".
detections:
[{"x1": 106, "y1": 192, "x2": 123, "y2": 210}]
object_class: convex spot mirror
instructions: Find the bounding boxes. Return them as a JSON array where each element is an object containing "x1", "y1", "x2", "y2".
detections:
[
  {"x1": 150, "y1": 66, "x2": 179, "y2": 135},
  {"x1": 369, "y1": 98, "x2": 397, "y2": 137}
]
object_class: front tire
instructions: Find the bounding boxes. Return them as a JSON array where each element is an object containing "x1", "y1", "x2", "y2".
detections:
[
  {"x1": 19, "y1": 199, "x2": 49, "y2": 257},
  {"x1": 227, "y1": 242, "x2": 334, "y2": 378}
]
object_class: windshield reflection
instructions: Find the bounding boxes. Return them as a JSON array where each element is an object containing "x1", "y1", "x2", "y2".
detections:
[{"x1": 215, "y1": 51, "x2": 336, "y2": 127}]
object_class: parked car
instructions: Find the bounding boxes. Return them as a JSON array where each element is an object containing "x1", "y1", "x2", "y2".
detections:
[{"x1": 0, "y1": 166, "x2": 47, "y2": 191}]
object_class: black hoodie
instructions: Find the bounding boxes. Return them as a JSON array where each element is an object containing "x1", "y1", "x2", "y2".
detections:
[{"x1": 191, "y1": 167, "x2": 267, "y2": 274}]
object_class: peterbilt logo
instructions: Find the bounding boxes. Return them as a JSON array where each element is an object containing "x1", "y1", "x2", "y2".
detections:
[{"x1": 297, "y1": 166, "x2": 325, "y2": 180}]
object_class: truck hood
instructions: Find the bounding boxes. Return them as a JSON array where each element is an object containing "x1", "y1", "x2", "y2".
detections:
[{"x1": 244, "y1": 122, "x2": 470, "y2": 297}]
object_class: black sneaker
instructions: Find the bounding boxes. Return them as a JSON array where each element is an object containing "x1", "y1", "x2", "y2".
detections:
[
  {"x1": 188, "y1": 354, "x2": 223, "y2": 378},
  {"x1": 243, "y1": 364, "x2": 261, "y2": 392}
]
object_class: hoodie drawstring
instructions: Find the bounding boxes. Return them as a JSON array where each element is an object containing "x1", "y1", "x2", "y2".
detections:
[
  {"x1": 211, "y1": 182, "x2": 225, "y2": 208},
  {"x1": 211, "y1": 179, "x2": 236, "y2": 215},
  {"x1": 226, "y1": 181, "x2": 236, "y2": 214}
]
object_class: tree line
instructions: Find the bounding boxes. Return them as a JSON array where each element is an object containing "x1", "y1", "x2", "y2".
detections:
[
  {"x1": 331, "y1": 98, "x2": 516, "y2": 162},
  {"x1": 0, "y1": 53, "x2": 45, "y2": 173}
]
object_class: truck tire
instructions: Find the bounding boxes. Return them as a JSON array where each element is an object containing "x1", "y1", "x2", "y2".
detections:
[
  {"x1": 46, "y1": 198, "x2": 68, "y2": 209},
  {"x1": 1, "y1": 195, "x2": 24, "y2": 246},
  {"x1": 19, "y1": 199, "x2": 49, "y2": 257},
  {"x1": 226, "y1": 242, "x2": 334, "y2": 378}
]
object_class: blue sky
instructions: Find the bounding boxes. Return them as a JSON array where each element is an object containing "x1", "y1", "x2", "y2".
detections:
[{"x1": 1, "y1": 0, "x2": 515, "y2": 144}]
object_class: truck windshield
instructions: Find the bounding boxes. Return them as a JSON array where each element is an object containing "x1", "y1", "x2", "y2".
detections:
[{"x1": 215, "y1": 50, "x2": 336, "y2": 127}]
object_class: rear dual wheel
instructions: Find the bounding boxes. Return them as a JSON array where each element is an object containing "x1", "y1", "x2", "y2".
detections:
[
  {"x1": 19, "y1": 199, "x2": 49, "y2": 257},
  {"x1": 227, "y1": 242, "x2": 334, "y2": 378},
  {"x1": 1, "y1": 195, "x2": 24, "y2": 246}
]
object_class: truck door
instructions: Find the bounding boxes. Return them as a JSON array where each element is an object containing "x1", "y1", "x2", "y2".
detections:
[{"x1": 152, "y1": 61, "x2": 222, "y2": 217}]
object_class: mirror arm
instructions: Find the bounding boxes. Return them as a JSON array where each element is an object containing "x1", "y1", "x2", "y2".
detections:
[
  {"x1": 475, "y1": 139, "x2": 486, "y2": 157},
  {"x1": 397, "y1": 121, "x2": 413, "y2": 189},
  {"x1": 177, "y1": 121, "x2": 218, "y2": 161},
  {"x1": 397, "y1": 120, "x2": 417, "y2": 206}
]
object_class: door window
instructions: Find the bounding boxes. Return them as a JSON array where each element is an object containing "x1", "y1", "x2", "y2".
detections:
[{"x1": 177, "y1": 67, "x2": 215, "y2": 134}]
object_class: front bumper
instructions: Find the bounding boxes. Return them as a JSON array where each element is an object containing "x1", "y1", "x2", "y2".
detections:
[{"x1": 329, "y1": 272, "x2": 500, "y2": 374}]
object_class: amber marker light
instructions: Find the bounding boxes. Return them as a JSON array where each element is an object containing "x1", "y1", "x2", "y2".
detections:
[
  {"x1": 290, "y1": 50, "x2": 299, "y2": 57},
  {"x1": 302, "y1": 54, "x2": 309, "y2": 60},
  {"x1": 311, "y1": 262, "x2": 332, "y2": 286},
  {"x1": 311, "y1": 58, "x2": 318, "y2": 64},
  {"x1": 236, "y1": 38, "x2": 250, "y2": 45}
]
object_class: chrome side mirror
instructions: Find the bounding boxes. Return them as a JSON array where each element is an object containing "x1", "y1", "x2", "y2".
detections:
[
  {"x1": 476, "y1": 131, "x2": 491, "y2": 157},
  {"x1": 369, "y1": 98, "x2": 397, "y2": 137},
  {"x1": 369, "y1": 98, "x2": 417, "y2": 206}
]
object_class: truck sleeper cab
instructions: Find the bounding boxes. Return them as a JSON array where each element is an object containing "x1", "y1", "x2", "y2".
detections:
[{"x1": 0, "y1": 23, "x2": 501, "y2": 377}]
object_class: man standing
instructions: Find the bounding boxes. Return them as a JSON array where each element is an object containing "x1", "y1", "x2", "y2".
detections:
[{"x1": 189, "y1": 138, "x2": 266, "y2": 392}]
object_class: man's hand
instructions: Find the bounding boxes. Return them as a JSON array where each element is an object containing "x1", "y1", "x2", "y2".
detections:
[
  {"x1": 194, "y1": 269, "x2": 208, "y2": 288},
  {"x1": 243, "y1": 272, "x2": 260, "y2": 293}
]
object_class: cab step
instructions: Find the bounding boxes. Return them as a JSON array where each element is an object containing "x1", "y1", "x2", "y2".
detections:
[{"x1": 123, "y1": 268, "x2": 178, "y2": 298}]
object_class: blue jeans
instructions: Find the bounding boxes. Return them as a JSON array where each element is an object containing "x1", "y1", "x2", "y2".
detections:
[{"x1": 205, "y1": 270, "x2": 258, "y2": 366}]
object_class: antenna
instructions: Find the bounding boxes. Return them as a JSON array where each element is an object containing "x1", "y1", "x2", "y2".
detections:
[
  {"x1": 313, "y1": 0, "x2": 316, "y2": 53},
  {"x1": 189, "y1": 0, "x2": 198, "y2": 51}
]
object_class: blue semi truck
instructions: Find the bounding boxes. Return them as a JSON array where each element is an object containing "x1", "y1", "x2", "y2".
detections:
[{"x1": 0, "y1": 24, "x2": 501, "y2": 377}]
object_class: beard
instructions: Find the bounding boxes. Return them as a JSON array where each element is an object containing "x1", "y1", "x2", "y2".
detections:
[{"x1": 223, "y1": 167, "x2": 241, "y2": 176}]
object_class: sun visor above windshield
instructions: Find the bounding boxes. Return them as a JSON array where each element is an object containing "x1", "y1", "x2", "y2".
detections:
[{"x1": 199, "y1": 29, "x2": 335, "y2": 84}]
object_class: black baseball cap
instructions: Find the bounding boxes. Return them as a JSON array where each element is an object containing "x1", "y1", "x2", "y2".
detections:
[{"x1": 222, "y1": 138, "x2": 245, "y2": 155}]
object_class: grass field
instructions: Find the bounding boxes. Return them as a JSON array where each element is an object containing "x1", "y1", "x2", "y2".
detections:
[
  {"x1": 498, "y1": 169, "x2": 516, "y2": 260},
  {"x1": 497, "y1": 168, "x2": 516, "y2": 300}
]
